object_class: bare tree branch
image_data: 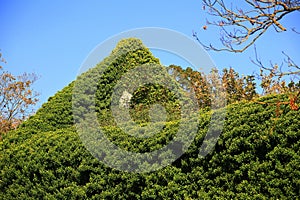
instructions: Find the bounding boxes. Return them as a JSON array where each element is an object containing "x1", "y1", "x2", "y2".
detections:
[
  {"x1": 195, "y1": 0, "x2": 300, "y2": 52},
  {"x1": 250, "y1": 45, "x2": 300, "y2": 94}
]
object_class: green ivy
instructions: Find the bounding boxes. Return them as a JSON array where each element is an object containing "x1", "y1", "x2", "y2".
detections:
[{"x1": 0, "y1": 39, "x2": 299, "y2": 199}]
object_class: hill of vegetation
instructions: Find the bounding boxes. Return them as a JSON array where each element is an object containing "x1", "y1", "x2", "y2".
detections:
[{"x1": 0, "y1": 38, "x2": 299, "y2": 199}]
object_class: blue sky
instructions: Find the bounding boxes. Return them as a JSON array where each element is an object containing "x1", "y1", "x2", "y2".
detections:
[{"x1": 1, "y1": 0, "x2": 299, "y2": 108}]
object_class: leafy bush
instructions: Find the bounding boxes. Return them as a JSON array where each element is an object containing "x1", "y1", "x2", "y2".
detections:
[{"x1": 0, "y1": 39, "x2": 299, "y2": 199}]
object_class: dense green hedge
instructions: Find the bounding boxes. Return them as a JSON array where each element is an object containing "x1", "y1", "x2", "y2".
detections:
[
  {"x1": 1, "y1": 95, "x2": 299, "y2": 199},
  {"x1": 0, "y1": 38, "x2": 299, "y2": 199}
]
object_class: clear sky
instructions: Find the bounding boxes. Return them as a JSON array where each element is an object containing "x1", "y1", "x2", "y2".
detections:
[{"x1": 1, "y1": 0, "x2": 299, "y2": 108}]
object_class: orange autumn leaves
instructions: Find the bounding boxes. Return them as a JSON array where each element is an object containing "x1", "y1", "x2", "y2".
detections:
[{"x1": 0, "y1": 53, "x2": 39, "y2": 134}]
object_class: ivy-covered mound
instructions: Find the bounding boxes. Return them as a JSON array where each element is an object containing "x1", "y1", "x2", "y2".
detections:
[{"x1": 1, "y1": 39, "x2": 299, "y2": 199}]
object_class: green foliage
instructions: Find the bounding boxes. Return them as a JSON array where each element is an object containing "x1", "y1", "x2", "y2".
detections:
[
  {"x1": 129, "y1": 83, "x2": 181, "y2": 124},
  {"x1": 20, "y1": 82, "x2": 74, "y2": 133},
  {"x1": 1, "y1": 93, "x2": 299, "y2": 199},
  {"x1": 94, "y1": 38, "x2": 160, "y2": 126},
  {"x1": 0, "y1": 39, "x2": 299, "y2": 199}
]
